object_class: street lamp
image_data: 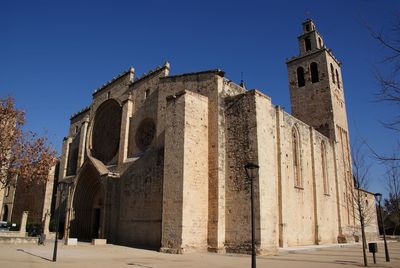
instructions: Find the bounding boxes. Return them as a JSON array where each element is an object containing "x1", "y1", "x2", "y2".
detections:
[
  {"x1": 245, "y1": 162, "x2": 259, "y2": 268},
  {"x1": 53, "y1": 180, "x2": 73, "y2": 262},
  {"x1": 374, "y1": 192, "x2": 390, "y2": 262}
]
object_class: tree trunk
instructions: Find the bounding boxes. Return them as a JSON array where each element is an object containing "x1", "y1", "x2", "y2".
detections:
[{"x1": 360, "y1": 214, "x2": 368, "y2": 266}]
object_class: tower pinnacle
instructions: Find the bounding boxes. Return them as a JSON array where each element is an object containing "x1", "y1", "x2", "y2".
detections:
[
  {"x1": 286, "y1": 20, "x2": 348, "y2": 139},
  {"x1": 297, "y1": 19, "x2": 324, "y2": 55}
]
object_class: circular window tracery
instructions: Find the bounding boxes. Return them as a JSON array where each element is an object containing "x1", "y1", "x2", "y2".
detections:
[{"x1": 92, "y1": 99, "x2": 122, "y2": 164}]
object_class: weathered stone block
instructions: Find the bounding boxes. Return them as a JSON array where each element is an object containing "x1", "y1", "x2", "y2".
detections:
[
  {"x1": 92, "y1": 239, "x2": 107, "y2": 246},
  {"x1": 65, "y1": 238, "x2": 78, "y2": 246}
]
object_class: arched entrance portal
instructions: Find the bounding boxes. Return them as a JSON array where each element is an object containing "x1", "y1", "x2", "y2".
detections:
[{"x1": 70, "y1": 164, "x2": 105, "y2": 241}]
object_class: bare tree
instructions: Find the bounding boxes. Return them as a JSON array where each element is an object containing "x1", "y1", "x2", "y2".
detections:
[
  {"x1": 369, "y1": 14, "x2": 400, "y2": 125},
  {"x1": 383, "y1": 161, "x2": 400, "y2": 234},
  {"x1": 366, "y1": 13, "x2": 400, "y2": 228},
  {"x1": 0, "y1": 96, "x2": 58, "y2": 188},
  {"x1": 367, "y1": 13, "x2": 400, "y2": 161},
  {"x1": 350, "y1": 141, "x2": 376, "y2": 266}
]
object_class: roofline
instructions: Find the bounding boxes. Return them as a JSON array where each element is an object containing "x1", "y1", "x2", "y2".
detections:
[
  {"x1": 92, "y1": 67, "x2": 134, "y2": 97},
  {"x1": 160, "y1": 69, "x2": 225, "y2": 80},
  {"x1": 129, "y1": 63, "x2": 169, "y2": 88},
  {"x1": 356, "y1": 188, "x2": 376, "y2": 196},
  {"x1": 286, "y1": 48, "x2": 342, "y2": 66},
  {"x1": 297, "y1": 29, "x2": 323, "y2": 40},
  {"x1": 70, "y1": 106, "x2": 90, "y2": 121}
]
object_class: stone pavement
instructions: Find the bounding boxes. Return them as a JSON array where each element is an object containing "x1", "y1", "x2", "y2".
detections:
[{"x1": 0, "y1": 241, "x2": 399, "y2": 268}]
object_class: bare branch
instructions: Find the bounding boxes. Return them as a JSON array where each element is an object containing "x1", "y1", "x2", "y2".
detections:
[
  {"x1": 364, "y1": 139, "x2": 400, "y2": 162},
  {"x1": 368, "y1": 14, "x2": 400, "y2": 135},
  {"x1": 348, "y1": 141, "x2": 377, "y2": 266}
]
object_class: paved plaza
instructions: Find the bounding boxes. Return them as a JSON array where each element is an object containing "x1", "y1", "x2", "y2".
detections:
[{"x1": 0, "y1": 241, "x2": 399, "y2": 268}]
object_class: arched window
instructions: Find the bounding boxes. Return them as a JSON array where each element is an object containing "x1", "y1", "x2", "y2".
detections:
[
  {"x1": 297, "y1": 67, "x2": 305, "y2": 87},
  {"x1": 318, "y1": 37, "x2": 322, "y2": 48},
  {"x1": 336, "y1": 69, "x2": 341, "y2": 89},
  {"x1": 305, "y1": 37, "x2": 311, "y2": 51},
  {"x1": 330, "y1": 64, "x2": 335, "y2": 84},
  {"x1": 321, "y1": 141, "x2": 329, "y2": 195},
  {"x1": 292, "y1": 126, "x2": 302, "y2": 188},
  {"x1": 310, "y1": 62, "x2": 319, "y2": 83}
]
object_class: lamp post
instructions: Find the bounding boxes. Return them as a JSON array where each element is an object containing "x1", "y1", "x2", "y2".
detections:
[
  {"x1": 53, "y1": 181, "x2": 73, "y2": 262},
  {"x1": 374, "y1": 193, "x2": 390, "y2": 262},
  {"x1": 245, "y1": 162, "x2": 260, "y2": 268}
]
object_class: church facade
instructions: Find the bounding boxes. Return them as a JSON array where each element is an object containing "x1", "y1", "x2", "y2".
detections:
[{"x1": 58, "y1": 20, "x2": 378, "y2": 254}]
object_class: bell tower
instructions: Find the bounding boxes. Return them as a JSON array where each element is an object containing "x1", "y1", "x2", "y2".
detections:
[
  {"x1": 286, "y1": 19, "x2": 348, "y2": 141},
  {"x1": 287, "y1": 19, "x2": 355, "y2": 231}
]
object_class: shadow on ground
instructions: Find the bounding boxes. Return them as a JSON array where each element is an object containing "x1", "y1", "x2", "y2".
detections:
[
  {"x1": 17, "y1": 249, "x2": 52, "y2": 262},
  {"x1": 265, "y1": 257, "x2": 364, "y2": 267}
]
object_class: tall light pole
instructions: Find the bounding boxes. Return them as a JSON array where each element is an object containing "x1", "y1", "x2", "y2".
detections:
[
  {"x1": 245, "y1": 162, "x2": 259, "y2": 268},
  {"x1": 374, "y1": 193, "x2": 390, "y2": 262},
  {"x1": 53, "y1": 181, "x2": 73, "y2": 262}
]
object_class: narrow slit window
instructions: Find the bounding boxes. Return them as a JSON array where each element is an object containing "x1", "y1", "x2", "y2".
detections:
[
  {"x1": 336, "y1": 69, "x2": 341, "y2": 89},
  {"x1": 321, "y1": 141, "x2": 329, "y2": 195},
  {"x1": 330, "y1": 64, "x2": 335, "y2": 84},
  {"x1": 292, "y1": 126, "x2": 302, "y2": 188}
]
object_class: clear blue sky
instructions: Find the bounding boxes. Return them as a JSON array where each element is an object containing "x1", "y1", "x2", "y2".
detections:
[{"x1": 1, "y1": 0, "x2": 399, "y2": 196}]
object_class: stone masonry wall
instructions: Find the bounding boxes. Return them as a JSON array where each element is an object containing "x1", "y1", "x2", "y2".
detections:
[
  {"x1": 275, "y1": 109, "x2": 341, "y2": 246},
  {"x1": 312, "y1": 131, "x2": 340, "y2": 244},
  {"x1": 162, "y1": 90, "x2": 209, "y2": 253},
  {"x1": 224, "y1": 91, "x2": 260, "y2": 253},
  {"x1": 158, "y1": 71, "x2": 226, "y2": 251},
  {"x1": 127, "y1": 87, "x2": 159, "y2": 158},
  {"x1": 116, "y1": 148, "x2": 164, "y2": 249},
  {"x1": 253, "y1": 91, "x2": 279, "y2": 254},
  {"x1": 181, "y1": 91, "x2": 209, "y2": 250},
  {"x1": 362, "y1": 191, "x2": 379, "y2": 241},
  {"x1": 126, "y1": 66, "x2": 169, "y2": 156},
  {"x1": 287, "y1": 51, "x2": 334, "y2": 138},
  {"x1": 277, "y1": 111, "x2": 315, "y2": 246},
  {"x1": 161, "y1": 92, "x2": 186, "y2": 252}
]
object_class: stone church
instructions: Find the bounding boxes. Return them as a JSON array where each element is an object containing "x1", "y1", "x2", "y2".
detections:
[{"x1": 58, "y1": 19, "x2": 378, "y2": 254}]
